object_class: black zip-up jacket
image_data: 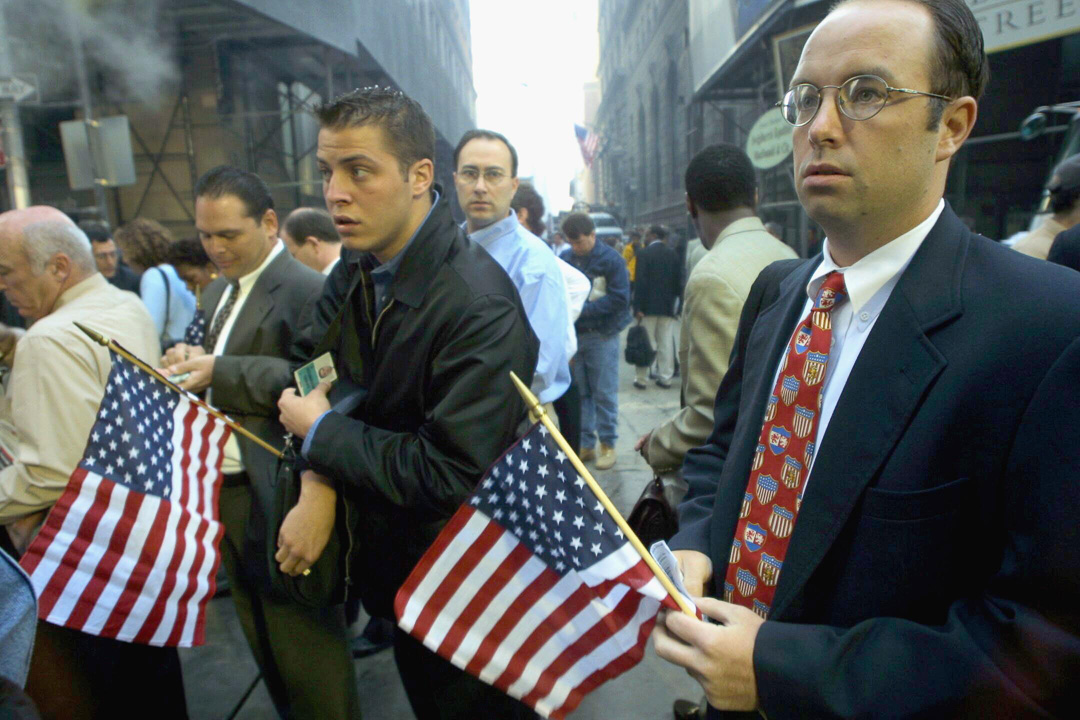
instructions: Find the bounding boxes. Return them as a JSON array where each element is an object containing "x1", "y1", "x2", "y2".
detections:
[{"x1": 299, "y1": 190, "x2": 538, "y2": 619}]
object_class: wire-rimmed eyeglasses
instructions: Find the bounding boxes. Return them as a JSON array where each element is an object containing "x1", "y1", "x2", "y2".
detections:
[{"x1": 776, "y1": 74, "x2": 953, "y2": 127}]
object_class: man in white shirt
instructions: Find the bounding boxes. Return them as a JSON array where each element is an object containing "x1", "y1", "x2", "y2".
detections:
[
  {"x1": 652, "y1": 1, "x2": 1080, "y2": 718},
  {"x1": 282, "y1": 207, "x2": 342, "y2": 275},
  {"x1": 161, "y1": 166, "x2": 356, "y2": 720}
]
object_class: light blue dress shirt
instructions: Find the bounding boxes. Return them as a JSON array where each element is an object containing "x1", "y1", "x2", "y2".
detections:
[{"x1": 470, "y1": 212, "x2": 570, "y2": 404}]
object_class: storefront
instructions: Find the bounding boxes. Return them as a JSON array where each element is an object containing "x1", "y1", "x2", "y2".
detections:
[{"x1": 689, "y1": 0, "x2": 1080, "y2": 251}]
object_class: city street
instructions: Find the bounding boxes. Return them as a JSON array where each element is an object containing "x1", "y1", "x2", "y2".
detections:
[{"x1": 179, "y1": 328, "x2": 704, "y2": 719}]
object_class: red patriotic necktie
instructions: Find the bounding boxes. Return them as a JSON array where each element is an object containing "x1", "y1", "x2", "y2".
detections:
[{"x1": 723, "y1": 271, "x2": 847, "y2": 618}]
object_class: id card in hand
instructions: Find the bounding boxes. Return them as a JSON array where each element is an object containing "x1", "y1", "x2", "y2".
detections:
[{"x1": 294, "y1": 352, "x2": 338, "y2": 396}]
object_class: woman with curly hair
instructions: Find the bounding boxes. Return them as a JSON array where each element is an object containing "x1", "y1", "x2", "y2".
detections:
[{"x1": 113, "y1": 218, "x2": 196, "y2": 349}]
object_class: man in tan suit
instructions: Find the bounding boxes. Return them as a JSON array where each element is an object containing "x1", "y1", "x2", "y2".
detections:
[{"x1": 637, "y1": 144, "x2": 797, "y2": 478}]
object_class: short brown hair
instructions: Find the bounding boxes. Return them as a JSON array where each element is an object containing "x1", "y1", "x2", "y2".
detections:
[
  {"x1": 114, "y1": 218, "x2": 174, "y2": 270},
  {"x1": 561, "y1": 212, "x2": 595, "y2": 240},
  {"x1": 316, "y1": 87, "x2": 435, "y2": 178}
]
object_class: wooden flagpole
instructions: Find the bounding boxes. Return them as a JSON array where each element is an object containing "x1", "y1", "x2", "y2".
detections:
[
  {"x1": 75, "y1": 322, "x2": 283, "y2": 459},
  {"x1": 509, "y1": 371, "x2": 697, "y2": 618}
]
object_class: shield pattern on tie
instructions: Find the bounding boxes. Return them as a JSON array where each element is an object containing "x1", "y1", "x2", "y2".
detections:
[
  {"x1": 723, "y1": 582, "x2": 735, "y2": 603},
  {"x1": 741, "y1": 492, "x2": 753, "y2": 518},
  {"x1": 756, "y1": 475, "x2": 778, "y2": 505},
  {"x1": 768, "y1": 426, "x2": 791, "y2": 455},
  {"x1": 781, "y1": 456, "x2": 802, "y2": 489},
  {"x1": 812, "y1": 309, "x2": 832, "y2": 330},
  {"x1": 794, "y1": 324, "x2": 812, "y2": 354},
  {"x1": 769, "y1": 505, "x2": 795, "y2": 538},
  {"x1": 730, "y1": 539, "x2": 742, "y2": 565},
  {"x1": 793, "y1": 406, "x2": 815, "y2": 438},
  {"x1": 753, "y1": 599, "x2": 770, "y2": 618},
  {"x1": 803, "y1": 352, "x2": 829, "y2": 386},
  {"x1": 804, "y1": 441, "x2": 815, "y2": 468},
  {"x1": 780, "y1": 376, "x2": 800, "y2": 405},
  {"x1": 743, "y1": 523, "x2": 767, "y2": 552},
  {"x1": 764, "y1": 395, "x2": 778, "y2": 423},
  {"x1": 757, "y1": 553, "x2": 782, "y2": 587},
  {"x1": 736, "y1": 568, "x2": 758, "y2": 597}
]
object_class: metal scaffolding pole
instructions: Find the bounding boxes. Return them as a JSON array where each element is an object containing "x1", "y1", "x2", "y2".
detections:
[{"x1": 0, "y1": 1, "x2": 31, "y2": 209}]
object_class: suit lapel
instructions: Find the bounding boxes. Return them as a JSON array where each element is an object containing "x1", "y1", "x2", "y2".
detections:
[
  {"x1": 769, "y1": 207, "x2": 968, "y2": 619},
  {"x1": 223, "y1": 250, "x2": 289, "y2": 355}
]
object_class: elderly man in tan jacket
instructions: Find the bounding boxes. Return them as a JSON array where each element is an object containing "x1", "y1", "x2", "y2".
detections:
[
  {"x1": 0, "y1": 207, "x2": 185, "y2": 719},
  {"x1": 637, "y1": 145, "x2": 796, "y2": 480}
]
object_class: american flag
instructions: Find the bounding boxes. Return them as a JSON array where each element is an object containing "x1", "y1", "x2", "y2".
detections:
[
  {"x1": 183, "y1": 308, "x2": 206, "y2": 346},
  {"x1": 395, "y1": 423, "x2": 680, "y2": 719},
  {"x1": 20, "y1": 351, "x2": 230, "y2": 647},
  {"x1": 574, "y1": 124, "x2": 599, "y2": 168}
]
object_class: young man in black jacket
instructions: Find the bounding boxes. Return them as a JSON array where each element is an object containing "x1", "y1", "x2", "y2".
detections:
[{"x1": 276, "y1": 87, "x2": 539, "y2": 719}]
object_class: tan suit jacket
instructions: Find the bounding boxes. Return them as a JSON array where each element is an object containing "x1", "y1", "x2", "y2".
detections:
[
  {"x1": 1013, "y1": 216, "x2": 1066, "y2": 260},
  {"x1": 0, "y1": 274, "x2": 161, "y2": 521},
  {"x1": 646, "y1": 217, "x2": 797, "y2": 472}
]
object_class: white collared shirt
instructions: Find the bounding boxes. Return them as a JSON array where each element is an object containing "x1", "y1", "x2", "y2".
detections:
[
  {"x1": 772, "y1": 200, "x2": 945, "y2": 491},
  {"x1": 209, "y1": 240, "x2": 284, "y2": 474}
]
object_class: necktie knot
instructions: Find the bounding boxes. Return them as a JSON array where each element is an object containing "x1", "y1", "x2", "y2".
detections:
[{"x1": 814, "y1": 271, "x2": 847, "y2": 312}]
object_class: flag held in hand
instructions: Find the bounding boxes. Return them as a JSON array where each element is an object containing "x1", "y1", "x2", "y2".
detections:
[
  {"x1": 395, "y1": 422, "x2": 684, "y2": 719},
  {"x1": 20, "y1": 351, "x2": 230, "y2": 647}
]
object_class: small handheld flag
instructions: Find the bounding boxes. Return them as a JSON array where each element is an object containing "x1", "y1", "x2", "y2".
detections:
[
  {"x1": 20, "y1": 351, "x2": 230, "y2": 647},
  {"x1": 395, "y1": 373, "x2": 697, "y2": 719}
]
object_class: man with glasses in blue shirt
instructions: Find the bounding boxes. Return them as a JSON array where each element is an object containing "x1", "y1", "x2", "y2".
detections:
[
  {"x1": 651, "y1": 1, "x2": 1080, "y2": 717},
  {"x1": 454, "y1": 129, "x2": 571, "y2": 415}
]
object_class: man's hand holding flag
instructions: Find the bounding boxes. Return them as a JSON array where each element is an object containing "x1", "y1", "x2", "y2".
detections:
[{"x1": 395, "y1": 372, "x2": 698, "y2": 719}]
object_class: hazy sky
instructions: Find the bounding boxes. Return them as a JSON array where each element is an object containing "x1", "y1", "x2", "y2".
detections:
[{"x1": 469, "y1": 0, "x2": 600, "y2": 217}]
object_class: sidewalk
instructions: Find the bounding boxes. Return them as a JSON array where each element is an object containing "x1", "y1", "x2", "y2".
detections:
[{"x1": 179, "y1": 330, "x2": 703, "y2": 719}]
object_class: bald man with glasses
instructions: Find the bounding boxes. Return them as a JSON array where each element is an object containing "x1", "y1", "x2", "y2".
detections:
[{"x1": 650, "y1": 1, "x2": 1080, "y2": 718}]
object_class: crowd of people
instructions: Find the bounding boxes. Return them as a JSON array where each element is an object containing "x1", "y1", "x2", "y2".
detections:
[{"x1": 0, "y1": 0, "x2": 1078, "y2": 719}]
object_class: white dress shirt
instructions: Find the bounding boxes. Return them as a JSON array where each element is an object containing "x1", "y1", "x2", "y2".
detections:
[
  {"x1": 557, "y1": 257, "x2": 589, "y2": 358},
  {"x1": 209, "y1": 241, "x2": 284, "y2": 474},
  {"x1": 771, "y1": 200, "x2": 945, "y2": 492}
]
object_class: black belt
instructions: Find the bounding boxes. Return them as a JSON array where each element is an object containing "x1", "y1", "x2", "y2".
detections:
[{"x1": 221, "y1": 471, "x2": 249, "y2": 488}]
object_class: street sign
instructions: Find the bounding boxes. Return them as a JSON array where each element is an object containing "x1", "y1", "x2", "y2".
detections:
[
  {"x1": 745, "y1": 108, "x2": 793, "y2": 170},
  {"x1": 0, "y1": 77, "x2": 35, "y2": 102}
]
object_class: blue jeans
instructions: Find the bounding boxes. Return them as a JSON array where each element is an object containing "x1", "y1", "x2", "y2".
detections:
[{"x1": 573, "y1": 331, "x2": 620, "y2": 448}]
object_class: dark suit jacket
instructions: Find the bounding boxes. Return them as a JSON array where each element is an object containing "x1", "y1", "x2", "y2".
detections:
[
  {"x1": 203, "y1": 248, "x2": 324, "y2": 495},
  {"x1": 672, "y1": 205, "x2": 1080, "y2": 719},
  {"x1": 633, "y1": 240, "x2": 681, "y2": 317}
]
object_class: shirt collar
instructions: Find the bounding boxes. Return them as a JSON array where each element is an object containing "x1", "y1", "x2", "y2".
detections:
[
  {"x1": 372, "y1": 189, "x2": 440, "y2": 281},
  {"x1": 468, "y1": 210, "x2": 518, "y2": 249},
  {"x1": 711, "y1": 216, "x2": 768, "y2": 249},
  {"x1": 54, "y1": 272, "x2": 108, "y2": 312},
  {"x1": 236, "y1": 240, "x2": 283, "y2": 294},
  {"x1": 809, "y1": 199, "x2": 945, "y2": 313}
]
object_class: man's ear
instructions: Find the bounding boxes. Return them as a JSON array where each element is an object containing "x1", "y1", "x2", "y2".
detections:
[
  {"x1": 410, "y1": 158, "x2": 435, "y2": 198},
  {"x1": 305, "y1": 235, "x2": 321, "y2": 249},
  {"x1": 50, "y1": 253, "x2": 73, "y2": 282},
  {"x1": 685, "y1": 195, "x2": 697, "y2": 219},
  {"x1": 936, "y1": 96, "x2": 978, "y2": 163},
  {"x1": 262, "y1": 208, "x2": 279, "y2": 238}
]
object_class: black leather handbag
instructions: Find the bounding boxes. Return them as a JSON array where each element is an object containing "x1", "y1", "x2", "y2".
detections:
[
  {"x1": 627, "y1": 475, "x2": 679, "y2": 548},
  {"x1": 267, "y1": 436, "x2": 356, "y2": 607},
  {"x1": 624, "y1": 322, "x2": 656, "y2": 367},
  {"x1": 266, "y1": 270, "x2": 364, "y2": 608}
]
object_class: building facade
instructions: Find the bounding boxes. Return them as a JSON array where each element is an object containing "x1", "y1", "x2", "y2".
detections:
[
  {"x1": 594, "y1": 0, "x2": 693, "y2": 233},
  {"x1": 0, "y1": 0, "x2": 477, "y2": 232}
]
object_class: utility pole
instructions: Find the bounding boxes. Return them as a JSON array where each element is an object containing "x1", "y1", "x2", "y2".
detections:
[
  {"x1": 66, "y1": 3, "x2": 109, "y2": 221},
  {"x1": 0, "y1": 1, "x2": 32, "y2": 210}
]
